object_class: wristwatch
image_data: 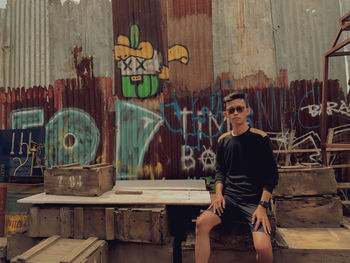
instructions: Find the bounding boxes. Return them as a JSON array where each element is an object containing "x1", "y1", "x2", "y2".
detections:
[{"x1": 259, "y1": 200, "x2": 269, "y2": 209}]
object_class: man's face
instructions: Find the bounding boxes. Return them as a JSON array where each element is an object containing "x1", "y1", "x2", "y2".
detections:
[{"x1": 223, "y1": 98, "x2": 250, "y2": 126}]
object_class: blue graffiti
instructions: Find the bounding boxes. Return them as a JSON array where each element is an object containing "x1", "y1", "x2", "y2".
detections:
[{"x1": 160, "y1": 83, "x2": 226, "y2": 151}]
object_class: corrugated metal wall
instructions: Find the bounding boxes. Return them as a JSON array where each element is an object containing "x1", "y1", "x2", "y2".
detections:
[
  {"x1": 271, "y1": 0, "x2": 348, "y2": 90},
  {"x1": 0, "y1": 0, "x2": 349, "y2": 182},
  {"x1": 1, "y1": 0, "x2": 50, "y2": 89},
  {"x1": 48, "y1": 0, "x2": 114, "y2": 83},
  {"x1": 0, "y1": 8, "x2": 5, "y2": 88},
  {"x1": 212, "y1": 0, "x2": 277, "y2": 80}
]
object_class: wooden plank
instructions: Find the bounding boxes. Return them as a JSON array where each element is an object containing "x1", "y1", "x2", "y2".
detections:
[
  {"x1": 17, "y1": 235, "x2": 60, "y2": 262},
  {"x1": 105, "y1": 208, "x2": 114, "y2": 240},
  {"x1": 83, "y1": 208, "x2": 105, "y2": 239},
  {"x1": 74, "y1": 208, "x2": 84, "y2": 239},
  {"x1": 60, "y1": 237, "x2": 98, "y2": 263},
  {"x1": 70, "y1": 240, "x2": 107, "y2": 263},
  {"x1": 18, "y1": 188, "x2": 211, "y2": 206},
  {"x1": 337, "y1": 183, "x2": 350, "y2": 189},
  {"x1": 326, "y1": 128, "x2": 334, "y2": 165},
  {"x1": 276, "y1": 228, "x2": 350, "y2": 249},
  {"x1": 273, "y1": 167, "x2": 337, "y2": 197},
  {"x1": 114, "y1": 179, "x2": 206, "y2": 191},
  {"x1": 284, "y1": 130, "x2": 295, "y2": 166},
  {"x1": 60, "y1": 207, "x2": 73, "y2": 238},
  {"x1": 28, "y1": 207, "x2": 40, "y2": 237},
  {"x1": 272, "y1": 196, "x2": 343, "y2": 228}
]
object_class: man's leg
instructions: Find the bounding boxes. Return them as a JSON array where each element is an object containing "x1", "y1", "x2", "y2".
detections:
[
  {"x1": 252, "y1": 232, "x2": 273, "y2": 263},
  {"x1": 195, "y1": 211, "x2": 221, "y2": 263}
]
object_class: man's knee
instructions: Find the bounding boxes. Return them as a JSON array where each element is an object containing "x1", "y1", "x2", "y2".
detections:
[{"x1": 195, "y1": 214, "x2": 213, "y2": 235}]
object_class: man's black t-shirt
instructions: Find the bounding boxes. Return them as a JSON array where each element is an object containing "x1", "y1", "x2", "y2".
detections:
[{"x1": 215, "y1": 127, "x2": 279, "y2": 205}]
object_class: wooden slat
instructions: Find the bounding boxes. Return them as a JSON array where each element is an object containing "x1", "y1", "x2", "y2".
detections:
[
  {"x1": 342, "y1": 201, "x2": 350, "y2": 205},
  {"x1": 18, "y1": 189, "x2": 212, "y2": 206},
  {"x1": 60, "y1": 207, "x2": 72, "y2": 238},
  {"x1": 28, "y1": 207, "x2": 40, "y2": 237},
  {"x1": 74, "y1": 208, "x2": 84, "y2": 239},
  {"x1": 114, "y1": 179, "x2": 206, "y2": 191},
  {"x1": 17, "y1": 235, "x2": 60, "y2": 262},
  {"x1": 105, "y1": 208, "x2": 115, "y2": 240},
  {"x1": 337, "y1": 183, "x2": 350, "y2": 189},
  {"x1": 60, "y1": 237, "x2": 98, "y2": 263}
]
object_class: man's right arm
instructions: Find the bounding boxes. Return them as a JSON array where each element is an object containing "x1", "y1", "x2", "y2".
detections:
[{"x1": 208, "y1": 140, "x2": 226, "y2": 215}]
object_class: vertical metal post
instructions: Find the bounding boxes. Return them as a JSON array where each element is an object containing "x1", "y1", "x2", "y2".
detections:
[{"x1": 321, "y1": 55, "x2": 329, "y2": 166}]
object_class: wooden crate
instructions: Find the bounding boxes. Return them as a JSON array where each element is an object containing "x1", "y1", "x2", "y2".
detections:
[
  {"x1": 28, "y1": 207, "x2": 115, "y2": 240},
  {"x1": 273, "y1": 167, "x2": 337, "y2": 197},
  {"x1": 114, "y1": 206, "x2": 169, "y2": 245},
  {"x1": 44, "y1": 163, "x2": 115, "y2": 197},
  {"x1": 272, "y1": 196, "x2": 343, "y2": 228},
  {"x1": 12, "y1": 236, "x2": 107, "y2": 263}
]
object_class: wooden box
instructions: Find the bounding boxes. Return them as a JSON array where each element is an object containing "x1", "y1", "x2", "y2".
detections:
[
  {"x1": 272, "y1": 196, "x2": 343, "y2": 228},
  {"x1": 12, "y1": 236, "x2": 107, "y2": 263},
  {"x1": 28, "y1": 207, "x2": 115, "y2": 240},
  {"x1": 44, "y1": 164, "x2": 115, "y2": 197},
  {"x1": 273, "y1": 167, "x2": 337, "y2": 197},
  {"x1": 114, "y1": 206, "x2": 169, "y2": 245}
]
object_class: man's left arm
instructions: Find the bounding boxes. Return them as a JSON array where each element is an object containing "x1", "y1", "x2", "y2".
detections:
[{"x1": 252, "y1": 136, "x2": 279, "y2": 234}]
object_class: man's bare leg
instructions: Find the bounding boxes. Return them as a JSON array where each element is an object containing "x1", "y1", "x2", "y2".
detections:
[
  {"x1": 195, "y1": 211, "x2": 222, "y2": 263},
  {"x1": 252, "y1": 232, "x2": 273, "y2": 263}
]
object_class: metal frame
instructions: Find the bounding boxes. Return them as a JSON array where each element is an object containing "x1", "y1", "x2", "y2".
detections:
[{"x1": 321, "y1": 11, "x2": 350, "y2": 165}]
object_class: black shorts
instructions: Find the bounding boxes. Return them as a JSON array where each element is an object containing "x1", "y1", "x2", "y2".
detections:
[{"x1": 207, "y1": 195, "x2": 265, "y2": 233}]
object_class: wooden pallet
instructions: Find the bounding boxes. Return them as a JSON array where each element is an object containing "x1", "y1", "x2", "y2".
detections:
[{"x1": 12, "y1": 236, "x2": 107, "y2": 263}]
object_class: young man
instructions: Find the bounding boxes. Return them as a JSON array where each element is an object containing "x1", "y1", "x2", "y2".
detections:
[{"x1": 195, "y1": 92, "x2": 279, "y2": 263}]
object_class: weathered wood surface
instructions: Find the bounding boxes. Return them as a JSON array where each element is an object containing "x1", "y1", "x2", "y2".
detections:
[
  {"x1": 273, "y1": 227, "x2": 350, "y2": 263},
  {"x1": 114, "y1": 179, "x2": 206, "y2": 191},
  {"x1": 44, "y1": 164, "x2": 115, "y2": 197},
  {"x1": 12, "y1": 235, "x2": 107, "y2": 263},
  {"x1": 28, "y1": 207, "x2": 115, "y2": 240},
  {"x1": 114, "y1": 206, "x2": 169, "y2": 245},
  {"x1": 18, "y1": 187, "x2": 211, "y2": 206},
  {"x1": 274, "y1": 167, "x2": 337, "y2": 197},
  {"x1": 272, "y1": 196, "x2": 343, "y2": 227}
]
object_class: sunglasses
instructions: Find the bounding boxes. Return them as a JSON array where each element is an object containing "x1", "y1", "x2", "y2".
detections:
[{"x1": 226, "y1": 106, "x2": 245, "y2": 114}]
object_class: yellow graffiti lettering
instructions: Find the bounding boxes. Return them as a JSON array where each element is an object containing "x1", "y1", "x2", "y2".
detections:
[{"x1": 168, "y1": 45, "x2": 189, "y2": 65}]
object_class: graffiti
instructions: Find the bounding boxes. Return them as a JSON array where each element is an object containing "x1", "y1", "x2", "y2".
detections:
[
  {"x1": 115, "y1": 23, "x2": 189, "y2": 98},
  {"x1": 10, "y1": 108, "x2": 44, "y2": 129},
  {"x1": 181, "y1": 146, "x2": 195, "y2": 171},
  {"x1": 181, "y1": 145, "x2": 216, "y2": 172},
  {"x1": 300, "y1": 100, "x2": 350, "y2": 118},
  {"x1": 115, "y1": 101, "x2": 163, "y2": 179},
  {"x1": 198, "y1": 146, "x2": 216, "y2": 171},
  {"x1": 45, "y1": 108, "x2": 100, "y2": 166},
  {"x1": 0, "y1": 128, "x2": 45, "y2": 177},
  {"x1": 161, "y1": 86, "x2": 228, "y2": 151}
]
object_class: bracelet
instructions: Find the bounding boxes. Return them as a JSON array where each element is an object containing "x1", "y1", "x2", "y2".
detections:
[{"x1": 259, "y1": 200, "x2": 269, "y2": 209}]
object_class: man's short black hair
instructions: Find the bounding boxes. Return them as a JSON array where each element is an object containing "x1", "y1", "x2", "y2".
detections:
[{"x1": 223, "y1": 92, "x2": 249, "y2": 109}]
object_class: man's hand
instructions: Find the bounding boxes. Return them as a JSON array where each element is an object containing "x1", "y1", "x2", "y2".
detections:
[
  {"x1": 251, "y1": 205, "x2": 271, "y2": 234},
  {"x1": 209, "y1": 194, "x2": 225, "y2": 216}
]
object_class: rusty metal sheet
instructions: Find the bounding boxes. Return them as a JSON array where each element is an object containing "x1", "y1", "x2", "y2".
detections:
[
  {"x1": 167, "y1": 0, "x2": 212, "y2": 92},
  {"x1": 112, "y1": 0, "x2": 168, "y2": 99}
]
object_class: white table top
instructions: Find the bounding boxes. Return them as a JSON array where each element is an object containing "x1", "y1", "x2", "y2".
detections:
[{"x1": 18, "y1": 180, "x2": 211, "y2": 206}]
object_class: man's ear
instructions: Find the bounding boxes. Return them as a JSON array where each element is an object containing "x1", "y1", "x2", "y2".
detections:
[
  {"x1": 246, "y1": 107, "x2": 251, "y2": 115},
  {"x1": 223, "y1": 110, "x2": 228, "y2": 118}
]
